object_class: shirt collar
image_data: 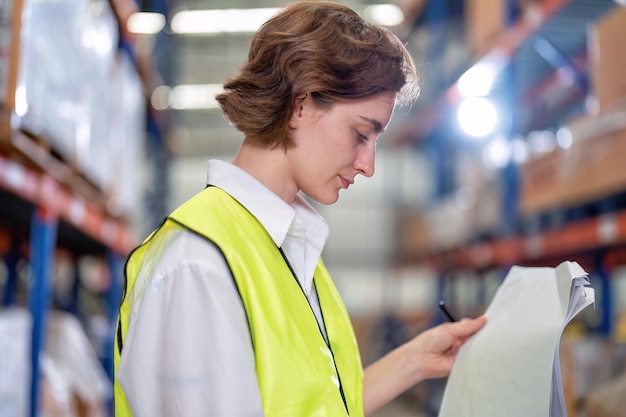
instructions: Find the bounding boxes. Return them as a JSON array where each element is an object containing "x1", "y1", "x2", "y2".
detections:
[{"x1": 205, "y1": 159, "x2": 328, "y2": 248}]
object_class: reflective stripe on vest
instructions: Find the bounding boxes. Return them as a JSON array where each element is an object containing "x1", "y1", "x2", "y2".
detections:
[{"x1": 114, "y1": 186, "x2": 364, "y2": 417}]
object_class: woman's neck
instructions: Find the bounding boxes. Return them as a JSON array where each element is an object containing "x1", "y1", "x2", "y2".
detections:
[{"x1": 231, "y1": 139, "x2": 298, "y2": 203}]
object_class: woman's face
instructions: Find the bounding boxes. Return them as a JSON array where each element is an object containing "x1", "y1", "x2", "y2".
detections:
[{"x1": 287, "y1": 92, "x2": 396, "y2": 205}]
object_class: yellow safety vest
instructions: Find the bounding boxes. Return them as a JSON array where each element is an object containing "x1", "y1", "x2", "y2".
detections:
[{"x1": 114, "y1": 186, "x2": 364, "y2": 417}]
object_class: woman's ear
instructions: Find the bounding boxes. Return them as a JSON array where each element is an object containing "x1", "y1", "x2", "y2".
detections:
[{"x1": 293, "y1": 92, "x2": 309, "y2": 118}]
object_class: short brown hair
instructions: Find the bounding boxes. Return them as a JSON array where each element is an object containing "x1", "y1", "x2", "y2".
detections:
[{"x1": 215, "y1": 0, "x2": 420, "y2": 148}]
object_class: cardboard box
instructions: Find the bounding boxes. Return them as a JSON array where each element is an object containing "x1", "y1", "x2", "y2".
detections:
[
  {"x1": 519, "y1": 145, "x2": 562, "y2": 215},
  {"x1": 397, "y1": 180, "x2": 502, "y2": 257},
  {"x1": 587, "y1": 7, "x2": 626, "y2": 115},
  {"x1": 520, "y1": 114, "x2": 626, "y2": 215},
  {"x1": 465, "y1": 0, "x2": 506, "y2": 56},
  {"x1": 396, "y1": 207, "x2": 432, "y2": 256}
]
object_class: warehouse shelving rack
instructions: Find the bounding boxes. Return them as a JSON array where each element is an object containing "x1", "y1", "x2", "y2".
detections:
[
  {"x1": 394, "y1": 0, "x2": 621, "y2": 326},
  {"x1": 389, "y1": 1, "x2": 626, "y2": 415},
  {"x1": 0, "y1": 0, "x2": 167, "y2": 415}
]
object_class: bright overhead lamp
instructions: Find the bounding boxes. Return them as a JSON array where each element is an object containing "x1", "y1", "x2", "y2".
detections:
[
  {"x1": 457, "y1": 52, "x2": 507, "y2": 98},
  {"x1": 458, "y1": 62, "x2": 498, "y2": 98},
  {"x1": 127, "y1": 12, "x2": 166, "y2": 35},
  {"x1": 151, "y1": 84, "x2": 225, "y2": 110},
  {"x1": 511, "y1": 136, "x2": 529, "y2": 163},
  {"x1": 556, "y1": 127, "x2": 573, "y2": 149},
  {"x1": 483, "y1": 135, "x2": 512, "y2": 169},
  {"x1": 457, "y1": 97, "x2": 498, "y2": 138},
  {"x1": 151, "y1": 85, "x2": 171, "y2": 111},
  {"x1": 363, "y1": 4, "x2": 404, "y2": 27},
  {"x1": 170, "y1": 84, "x2": 223, "y2": 110},
  {"x1": 171, "y1": 8, "x2": 281, "y2": 34}
]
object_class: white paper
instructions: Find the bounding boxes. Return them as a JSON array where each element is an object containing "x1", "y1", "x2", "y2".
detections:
[{"x1": 438, "y1": 261, "x2": 594, "y2": 417}]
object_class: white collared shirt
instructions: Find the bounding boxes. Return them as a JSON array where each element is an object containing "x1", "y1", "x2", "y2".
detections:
[{"x1": 117, "y1": 160, "x2": 330, "y2": 417}]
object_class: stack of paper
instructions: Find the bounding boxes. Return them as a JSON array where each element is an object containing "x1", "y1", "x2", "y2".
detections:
[{"x1": 438, "y1": 261, "x2": 595, "y2": 417}]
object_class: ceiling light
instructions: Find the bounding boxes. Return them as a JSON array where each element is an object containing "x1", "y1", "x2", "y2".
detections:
[
  {"x1": 458, "y1": 62, "x2": 498, "y2": 98},
  {"x1": 363, "y1": 4, "x2": 404, "y2": 27},
  {"x1": 483, "y1": 135, "x2": 512, "y2": 169},
  {"x1": 527, "y1": 130, "x2": 556, "y2": 154},
  {"x1": 456, "y1": 52, "x2": 507, "y2": 99},
  {"x1": 556, "y1": 127, "x2": 573, "y2": 149},
  {"x1": 169, "y1": 84, "x2": 224, "y2": 110},
  {"x1": 511, "y1": 136, "x2": 529, "y2": 163},
  {"x1": 457, "y1": 97, "x2": 498, "y2": 138},
  {"x1": 151, "y1": 85, "x2": 171, "y2": 111},
  {"x1": 171, "y1": 8, "x2": 281, "y2": 34},
  {"x1": 127, "y1": 12, "x2": 166, "y2": 35}
]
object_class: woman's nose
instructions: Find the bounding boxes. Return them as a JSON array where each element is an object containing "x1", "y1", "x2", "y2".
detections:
[{"x1": 354, "y1": 145, "x2": 375, "y2": 177}]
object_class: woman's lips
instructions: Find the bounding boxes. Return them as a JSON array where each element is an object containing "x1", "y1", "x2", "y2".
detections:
[{"x1": 339, "y1": 176, "x2": 352, "y2": 189}]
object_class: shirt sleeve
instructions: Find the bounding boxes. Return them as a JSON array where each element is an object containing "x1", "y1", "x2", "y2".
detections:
[{"x1": 116, "y1": 230, "x2": 264, "y2": 417}]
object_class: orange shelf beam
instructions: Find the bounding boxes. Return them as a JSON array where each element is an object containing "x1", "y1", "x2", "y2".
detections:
[
  {"x1": 406, "y1": 209, "x2": 626, "y2": 272},
  {"x1": 0, "y1": 154, "x2": 137, "y2": 254}
]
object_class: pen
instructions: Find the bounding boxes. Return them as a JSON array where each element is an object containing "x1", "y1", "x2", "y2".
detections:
[{"x1": 438, "y1": 300, "x2": 457, "y2": 322}]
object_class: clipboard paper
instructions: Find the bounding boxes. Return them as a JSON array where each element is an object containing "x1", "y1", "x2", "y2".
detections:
[{"x1": 438, "y1": 261, "x2": 594, "y2": 417}]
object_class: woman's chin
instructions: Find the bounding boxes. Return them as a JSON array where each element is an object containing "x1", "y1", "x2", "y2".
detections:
[{"x1": 305, "y1": 190, "x2": 340, "y2": 206}]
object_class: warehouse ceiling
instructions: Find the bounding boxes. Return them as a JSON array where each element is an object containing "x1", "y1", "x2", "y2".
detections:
[{"x1": 143, "y1": 0, "x2": 620, "y2": 160}]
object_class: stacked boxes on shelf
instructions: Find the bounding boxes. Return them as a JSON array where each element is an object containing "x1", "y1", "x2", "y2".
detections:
[
  {"x1": 587, "y1": 6, "x2": 626, "y2": 116},
  {"x1": 0, "y1": 0, "x2": 152, "y2": 415},
  {"x1": 519, "y1": 6, "x2": 626, "y2": 216},
  {"x1": 8, "y1": 0, "x2": 146, "y2": 220},
  {"x1": 106, "y1": 51, "x2": 146, "y2": 218},
  {"x1": 520, "y1": 108, "x2": 626, "y2": 215}
]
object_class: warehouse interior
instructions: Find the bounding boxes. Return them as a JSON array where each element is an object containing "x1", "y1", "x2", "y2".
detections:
[{"x1": 1, "y1": 0, "x2": 626, "y2": 416}]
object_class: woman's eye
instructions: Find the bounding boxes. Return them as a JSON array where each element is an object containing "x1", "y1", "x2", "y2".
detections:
[{"x1": 356, "y1": 131, "x2": 368, "y2": 143}]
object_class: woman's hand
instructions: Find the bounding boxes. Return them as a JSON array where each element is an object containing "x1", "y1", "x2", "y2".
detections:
[
  {"x1": 363, "y1": 316, "x2": 486, "y2": 415},
  {"x1": 405, "y1": 316, "x2": 487, "y2": 380}
]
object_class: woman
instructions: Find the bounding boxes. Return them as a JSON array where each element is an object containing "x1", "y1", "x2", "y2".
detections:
[{"x1": 114, "y1": 2, "x2": 486, "y2": 416}]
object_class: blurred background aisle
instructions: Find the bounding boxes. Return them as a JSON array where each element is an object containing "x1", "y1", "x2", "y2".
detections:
[{"x1": 1, "y1": 0, "x2": 626, "y2": 416}]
